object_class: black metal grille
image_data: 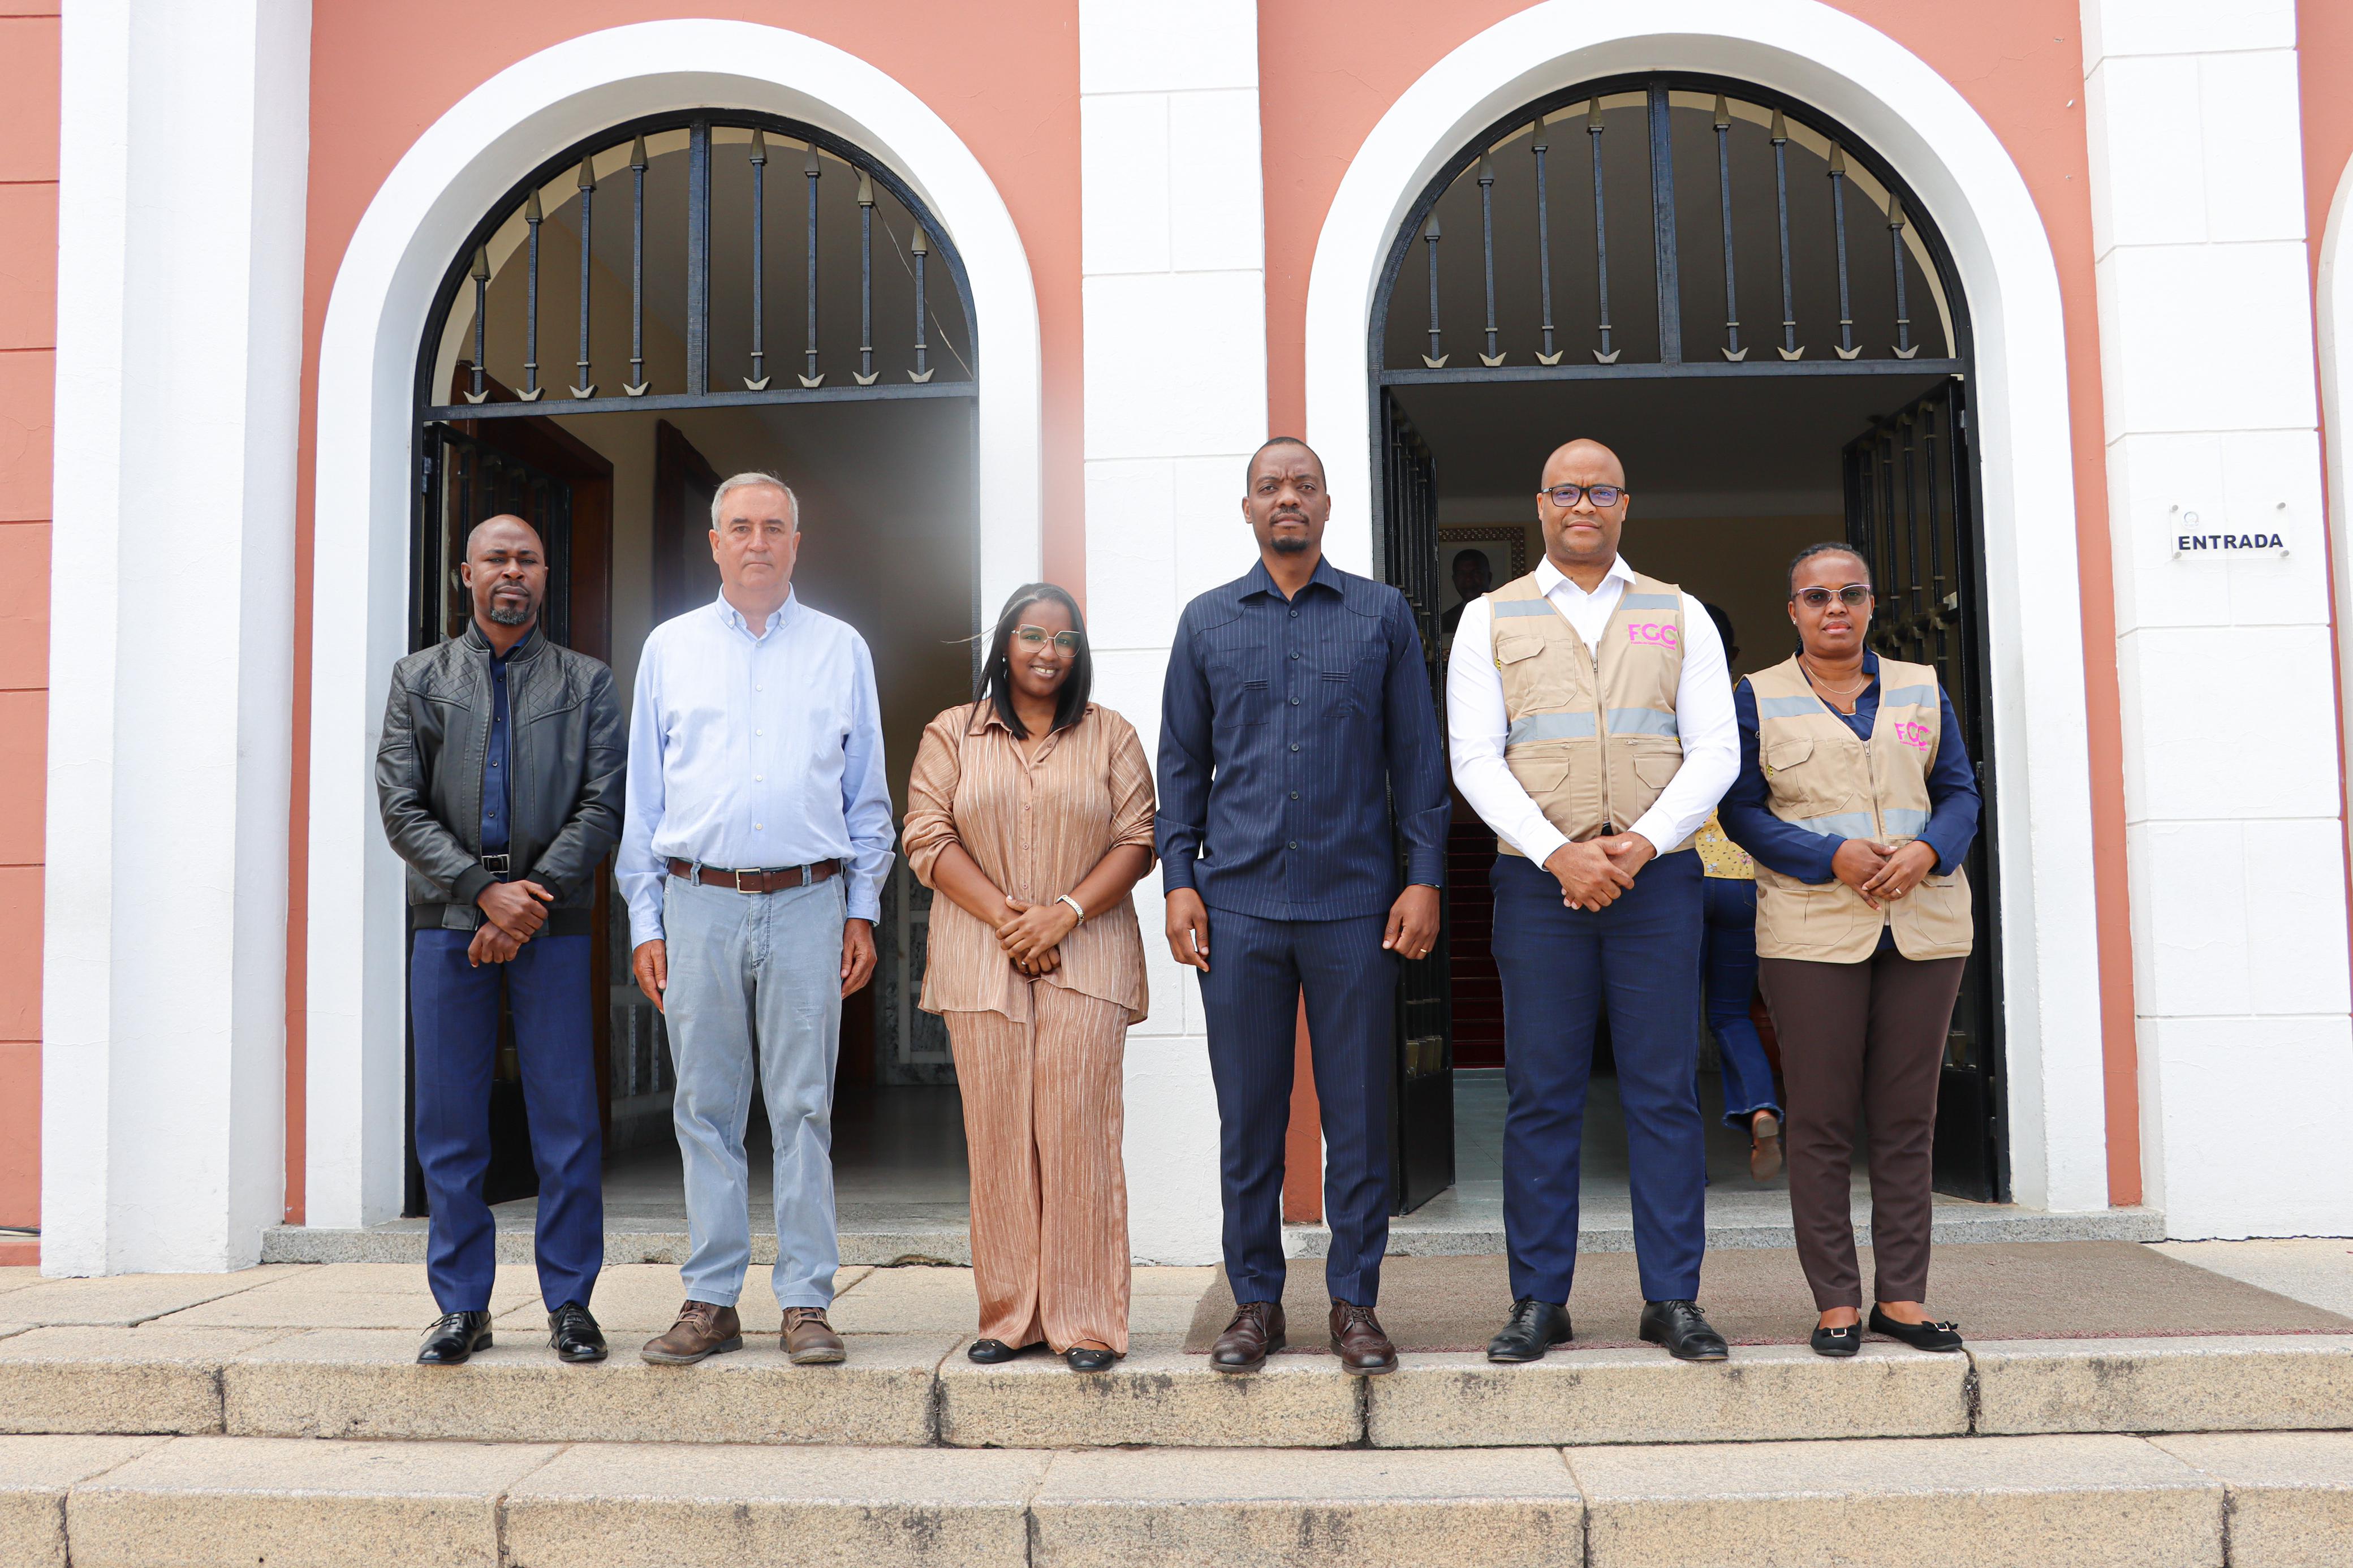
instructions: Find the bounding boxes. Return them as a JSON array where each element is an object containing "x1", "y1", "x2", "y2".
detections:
[
  {"x1": 1374, "y1": 75, "x2": 1964, "y2": 386},
  {"x1": 416, "y1": 111, "x2": 977, "y2": 424}
]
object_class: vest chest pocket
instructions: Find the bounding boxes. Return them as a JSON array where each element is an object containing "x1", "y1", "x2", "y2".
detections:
[
  {"x1": 1761, "y1": 735, "x2": 1845, "y2": 815},
  {"x1": 1494, "y1": 627, "x2": 1580, "y2": 711}
]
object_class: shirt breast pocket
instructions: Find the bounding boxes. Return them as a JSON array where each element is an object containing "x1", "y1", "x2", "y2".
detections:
[
  {"x1": 1206, "y1": 652, "x2": 1269, "y2": 731},
  {"x1": 1319, "y1": 644, "x2": 1384, "y2": 720}
]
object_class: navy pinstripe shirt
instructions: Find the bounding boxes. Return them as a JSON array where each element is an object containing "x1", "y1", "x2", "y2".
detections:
[{"x1": 1156, "y1": 556, "x2": 1449, "y2": 920}]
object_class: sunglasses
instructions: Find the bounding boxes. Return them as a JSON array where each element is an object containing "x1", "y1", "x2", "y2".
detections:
[
  {"x1": 1538, "y1": 484, "x2": 1629, "y2": 509},
  {"x1": 1015, "y1": 624, "x2": 1084, "y2": 653},
  {"x1": 1792, "y1": 585, "x2": 1873, "y2": 609}
]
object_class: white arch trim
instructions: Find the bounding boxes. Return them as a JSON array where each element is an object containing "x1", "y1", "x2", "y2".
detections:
[
  {"x1": 1304, "y1": 0, "x2": 2109, "y2": 1211},
  {"x1": 306, "y1": 20, "x2": 1043, "y2": 1226},
  {"x1": 2317, "y1": 151, "x2": 2353, "y2": 902}
]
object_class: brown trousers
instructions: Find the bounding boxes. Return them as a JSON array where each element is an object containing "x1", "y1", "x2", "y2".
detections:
[
  {"x1": 944, "y1": 984, "x2": 1131, "y2": 1353},
  {"x1": 1759, "y1": 949, "x2": 1966, "y2": 1310}
]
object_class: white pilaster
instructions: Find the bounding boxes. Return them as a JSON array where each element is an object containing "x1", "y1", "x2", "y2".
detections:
[
  {"x1": 42, "y1": 0, "x2": 309, "y2": 1273},
  {"x1": 1079, "y1": 1, "x2": 1267, "y2": 1264},
  {"x1": 2082, "y1": 0, "x2": 2353, "y2": 1237}
]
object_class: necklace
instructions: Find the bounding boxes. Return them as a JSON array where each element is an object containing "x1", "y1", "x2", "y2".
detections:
[{"x1": 1800, "y1": 657, "x2": 1869, "y2": 701}]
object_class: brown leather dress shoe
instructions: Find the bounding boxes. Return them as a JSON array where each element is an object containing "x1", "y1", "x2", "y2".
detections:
[
  {"x1": 639, "y1": 1300, "x2": 742, "y2": 1365},
  {"x1": 782, "y1": 1306, "x2": 846, "y2": 1365},
  {"x1": 1328, "y1": 1300, "x2": 1398, "y2": 1376},
  {"x1": 1209, "y1": 1300, "x2": 1286, "y2": 1373}
]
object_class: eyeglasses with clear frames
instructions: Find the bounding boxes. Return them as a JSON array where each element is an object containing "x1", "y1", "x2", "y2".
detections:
[
  {"x1": 1792, "y1": 585, "x2": 1873, "y2": 609},
  {"x1": 1015, "y1": 624, "x2": 1084, "y2": 653}
]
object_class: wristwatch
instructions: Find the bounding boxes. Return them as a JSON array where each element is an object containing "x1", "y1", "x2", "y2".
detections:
[{"x1": 1057, "y1": 893, "x2": 1087, "y2": 925}]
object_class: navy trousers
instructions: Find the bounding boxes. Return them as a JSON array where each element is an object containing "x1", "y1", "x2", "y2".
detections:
[
  {"x1": 1701, "y1": 876, "x2": 1781, "y2": 1130},
  {"x1": 1196, "y1": 908, "x2": 1394, "y2": 1306},
  {"x1": 411, "y1": 929, "x2": 603, "y2": 1313},
  {"x1": 1490, "y1": 850, "x2": 1708, "y2": 1304}
]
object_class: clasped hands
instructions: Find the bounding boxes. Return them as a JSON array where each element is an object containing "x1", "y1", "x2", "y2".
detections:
[
  {"x1": 1543, "y1": 832, "x2": 1657, "y2": 912},
  {"x1": 1832, "y1": 838, "x2": 1940, "y2": 908},
  {"x1": 998, "y1": 895, "x2": 1079, "y2": 977},
  {"x1": 468, "y1": 878, "x2": 555, "y2": 966}
]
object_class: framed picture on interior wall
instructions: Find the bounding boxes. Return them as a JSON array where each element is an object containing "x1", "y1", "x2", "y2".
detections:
[{"x1": 1437, "y1": 525, "x2": 1532, "y2": 637}]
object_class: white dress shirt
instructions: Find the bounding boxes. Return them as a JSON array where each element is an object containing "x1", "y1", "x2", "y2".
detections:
[
  {"x1": 618, "y1": 590, "x2": 897, "y2": 944},
  {"x1": 1447, "y1": 554, "x2": 1738, "y2": 865}
]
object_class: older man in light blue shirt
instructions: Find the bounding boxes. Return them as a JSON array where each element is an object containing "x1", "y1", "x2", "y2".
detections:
[{"x1": 619, "y1": 471, "x2": 894, "y2": 1367}]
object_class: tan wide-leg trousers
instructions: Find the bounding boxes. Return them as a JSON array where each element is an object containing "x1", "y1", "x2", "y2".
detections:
[{"x1": 945, "y1": 984, "x2": 1131, "y2": 1353}]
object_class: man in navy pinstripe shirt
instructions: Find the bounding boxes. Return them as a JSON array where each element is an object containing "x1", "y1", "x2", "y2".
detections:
[{"x1": 1157, "y1": 437, "x2": 1449, "y2": 1378}]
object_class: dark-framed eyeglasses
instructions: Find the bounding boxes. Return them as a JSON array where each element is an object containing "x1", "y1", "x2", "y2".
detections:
[
  {"x1": 1015, "y1": 624, "x2": 1084, "y2": 653},
  {"x1": 1792, "y1": 585, "x2": 1873, "y2": 609},
  {"x1": 1539, "y1": 483, "x2": 1628, "y2": 509}
]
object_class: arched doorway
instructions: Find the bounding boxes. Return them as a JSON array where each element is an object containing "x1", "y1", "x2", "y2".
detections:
[
  {"x1": 1367, "y1": 75, "x2": 2006, "y2": 1212},
  {"x1": 404, "y1": 109, "x2": 980, "y2": 1227}
]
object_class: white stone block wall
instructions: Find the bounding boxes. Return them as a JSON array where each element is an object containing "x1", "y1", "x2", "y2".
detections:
[
  {"x1": 1079, "y1": 1, "x2": 1270, "y2": 1264},
  {"x1": 2082, "y1": 0, "x2": 2353, "y2": 1237}
]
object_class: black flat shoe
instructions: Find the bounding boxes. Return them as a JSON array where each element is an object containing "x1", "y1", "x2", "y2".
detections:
[
  {"x1": 548, "y1": 1302, "x2": 606, "y2": 1363},
  {"x1": 1486, "y1": 1298, "x2": 1572, "y2": 1363},
  {"x1": 1811, "y1": 1322, "x2": 1861, "y2": 1358},
  {"x1": 416, "y1": 1310, "x2": 493, "y2": 1365},
  {"x1": 1869, "y1": 1307, "x2": 1964, "y2": 1352},
  {"x1": 1064, "y1": 1344, "x2": 1119, "y2": 1372},
  {"x1": 1639, "y1": 1299, "x2": 1729, "y2": 1362},
  {"x1": 967, "y1": 1338, "x2": 1023, "y2": 1364}
]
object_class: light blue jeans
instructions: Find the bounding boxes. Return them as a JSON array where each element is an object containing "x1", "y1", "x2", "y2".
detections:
[{"x1": 663, "y1": 872, "x2": 845, "y2": 1309}]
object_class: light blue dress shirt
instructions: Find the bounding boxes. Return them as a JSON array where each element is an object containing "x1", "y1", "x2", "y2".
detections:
[{"x1": 619, "y1": 590, "x2": 897, "y2": 943}]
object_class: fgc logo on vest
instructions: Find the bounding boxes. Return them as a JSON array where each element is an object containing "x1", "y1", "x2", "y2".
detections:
[{"x1": 1626, "y1": 623, "x2": 1680, "y2": 649}]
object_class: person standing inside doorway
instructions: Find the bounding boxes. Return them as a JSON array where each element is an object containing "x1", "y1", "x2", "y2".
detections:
[
  {"x1": 905, "y1": 584, "x2": 1157, "y2": 1373},
  {"x1": 620, "y1": 472, "x2": 895, "y2": 1368},
  {"x1": 1693, "y1": 602, "x2": 1783, "y2": 1181},
  {"x1": 1719, "y1": 543, "x2": 1979, "y2": 1356},
  {"x1": 377, "y1": 514, "x2": 624, "y2": 1367},
  {"x1": 1448, "y1": 439, "x2": 1738, "y2": 1365},
  {"x1": 1158, "y1": 436, "x2": 1448, "y2": 1379}
]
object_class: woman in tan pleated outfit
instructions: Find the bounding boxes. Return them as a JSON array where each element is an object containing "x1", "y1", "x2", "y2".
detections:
[{"x1": 904, "y1": 583, "x2": 1154, "y2": 1372}]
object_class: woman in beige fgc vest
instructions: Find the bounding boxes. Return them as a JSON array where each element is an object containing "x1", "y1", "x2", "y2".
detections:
[{"x1": 1718, "y1": 544, "x2": 1981, "y2": 1358}]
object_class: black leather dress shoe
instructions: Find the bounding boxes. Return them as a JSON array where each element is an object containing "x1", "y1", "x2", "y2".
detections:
[
  {"x1": 967, "y1": 1338, "x2": 1023, "y2": 1364},
  {"x1": 1486, "y1": 1298, "x2": 1572, "y2": 1363},
  {"x1": 1811, "y1": 1321, "x2": 1861, "y2": 1358},
  {"x1": 416, "y1": 1311, "x2": 493, "y2": 1365},
  {"x1": 548, "y1": 1302, "x2": 606, "y2": 1363},
  {"x1": 1639, "y1": 1299, "x2": 1730, "y2": 1362},
  {"x1": 1869, "y1": 1307, "x2": 1964, "y2": 1352},
  {"x1": 1064, "y1": 1343, "x2": 1119, "y2": 1372}
]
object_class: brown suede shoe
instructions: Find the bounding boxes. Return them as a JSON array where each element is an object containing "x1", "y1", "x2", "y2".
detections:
[
  {"x1": 1209, "y1": 1300, "x2": 1286, "y2": 1373},
  {"x1": 639, "y1": 1300, "x2": 742, "y2": 1365},
  {"x1": 1329, "y1": 1300, "x2": 1398, "y2": 1376},
  {"x1": 782, "y1": 1306, "x2": 846, "y2": 1365}
]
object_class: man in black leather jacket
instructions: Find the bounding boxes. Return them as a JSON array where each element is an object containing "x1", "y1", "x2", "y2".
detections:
[{"x1": 376, "y1": 514, "x2": 624, "y2": 1367}]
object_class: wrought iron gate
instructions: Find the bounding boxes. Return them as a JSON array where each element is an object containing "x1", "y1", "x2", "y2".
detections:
[
  {"x1": 415, "y1": 424, "x2": 574, "y2": 652},
  {"x1": 1380, "y1": 391, "x2": 1454, "y2": 1214},
  {"x1": 1843, "y1": 380, "x2": 2006, "y2": 1200}
]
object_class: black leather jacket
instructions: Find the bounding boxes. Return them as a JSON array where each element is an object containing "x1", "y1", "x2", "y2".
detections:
[{"x1": 376, "y1": 623, "x2": 626, "y2": 934}]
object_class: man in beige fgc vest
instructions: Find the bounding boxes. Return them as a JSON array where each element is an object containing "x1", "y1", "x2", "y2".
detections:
[{"x1": 1447, "y1": 438, "x2": 1738, "y2": 1363}]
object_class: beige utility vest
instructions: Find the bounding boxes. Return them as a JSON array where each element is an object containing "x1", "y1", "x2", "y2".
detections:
[
  {"x1": 1747, "y1": 654, "x2": 1973, "y2": 963},
  {"x1": 1489, "y1": 568, "x2": 1694, "y2": 856}
]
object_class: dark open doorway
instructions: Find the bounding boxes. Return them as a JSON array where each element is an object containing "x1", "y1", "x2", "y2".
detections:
[{"x1": 1369, "y1": 75, "x2": 2007, "y2": 1216}]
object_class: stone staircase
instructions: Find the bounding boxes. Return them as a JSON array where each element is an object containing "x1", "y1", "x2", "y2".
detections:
[{"x1": 3, "y1": 1260, "x2": 2351, "y2": 1565}]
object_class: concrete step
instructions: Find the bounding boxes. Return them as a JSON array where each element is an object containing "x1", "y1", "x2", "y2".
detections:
[
  {"x1": 6, "y1": 1429, "x2": 2349, "y2": 1566},
  {"x1": 6, "y1": 1322, "x2": 2351, "y2": 1450},
  {"x1": 259, "y1": 1200, "x2": 2170, "y2": 1266}
]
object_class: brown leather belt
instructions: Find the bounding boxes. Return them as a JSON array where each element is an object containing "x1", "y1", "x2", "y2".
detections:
[{"x1": 667, "y1": 857, "x2": 843, "y2": 894}]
